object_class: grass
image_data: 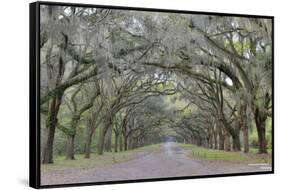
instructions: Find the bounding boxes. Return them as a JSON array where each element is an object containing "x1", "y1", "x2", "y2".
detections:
[
  {"x1": 248, "y1": 147, "x2": 272, "y2": 154},
  {"x1": 41, "y1": 144, "x2": 161, "y2": 173},
  {"x1": 179, "y1": 143, "x2": 272, "y2": 164}
]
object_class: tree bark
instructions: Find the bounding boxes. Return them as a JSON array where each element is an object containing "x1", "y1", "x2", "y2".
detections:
[
  {"x1": 242, "y1": 125, "x2": 249, "y2": 153},
  {"x1": 104, "y1": 126, "x2": 112, "y2": 152},
  {"x1": 114, "y1": 131, "x2": 119, "y2": 152},
  {"x1": 224, "y1": 132, "x2": 231, "y2": 151},
  {"x1": 42, "y1": 125, "x2": 56, "y2": 164},
  {"x1": 197, "y1": 137, "x2": 202, "y2": 146},
  {"x1": 257, "y1": 126, "x2": 267, "y2": 153},
  {"x1": 65, "y1": 135, "x2": 75, "y2": 160},
  {"x1": 42, "y1": 95, "x2": 62, "y2": 164},
  {"x1": 97, "y1": 126, "x2": 107, "y2": 155},
  {"x1": 239, "y1": 104, "x2": 249, "y2": 153},
  {"x1": 84, "y1": 127, "x2": 95, "y2": 158},
  {"x1": 209, "y1": 135, "x2": 213, "y2": 149},
  {"x1": 124, "y1": 134, "x2": 128, "y2": 151},
  {"x1": 132, "y1": 137, "x2": 138, "y2": 149},
  {"x1": 119, "y1": 135, "x2": 123, "y2": 151},
  {"x1": 127, "y1": 135, "x2": 131, "y2": 150},
  {"x1": 254, "y1": 107, "x2": 268, "y2": 153},
  {"x1": 232, "y1": 134, "x2": 241, "y2": 151},
  {"x1": 213, "y1": 130, "x2": 218, "y2": 149},
  {"x1": 63, "y1": 115, "x2": 80, "y2": 160},
  {"x1": 218, "y1": 127, "x2": 225, "y2": 150}
]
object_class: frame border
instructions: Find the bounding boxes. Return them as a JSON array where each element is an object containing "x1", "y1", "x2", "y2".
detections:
[
  {"x1": 29, "y1": 1, "x2": 274, "y2": 189},
  {"x1": 30, "y1": 2, "x2": 41, "y2": 189}
]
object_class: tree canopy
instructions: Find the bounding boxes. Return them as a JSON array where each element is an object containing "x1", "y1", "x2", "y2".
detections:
[{"x1": 40, "y1": 5, "x2": 272, "y2": 164}]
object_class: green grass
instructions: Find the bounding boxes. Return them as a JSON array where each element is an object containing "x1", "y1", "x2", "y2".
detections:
[
  {"x1": 41, "y1": 144, "x2": 161, "y2": 173},
  {"x1": 179, "y1": 143, "x2": 271, "y2": 164},
  {"x1": 248, "y1": 147, "x2": 272, "y2": 154}
]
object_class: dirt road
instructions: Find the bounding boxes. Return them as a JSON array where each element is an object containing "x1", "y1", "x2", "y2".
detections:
[{"x1": 41, "y1": 142, "x2": 271, "y2": 185}]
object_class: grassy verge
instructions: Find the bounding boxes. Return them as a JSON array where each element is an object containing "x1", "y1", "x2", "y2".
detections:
[
  {"x1": 179, "y1": 143, "x2": 271, "y2": 164},
  {"x1": 41, "y1": 144, "x2": 161, "y2": 173}
]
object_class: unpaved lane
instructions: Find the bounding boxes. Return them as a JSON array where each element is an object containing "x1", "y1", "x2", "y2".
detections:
[{"x1": 41, "y1": 142, "x2": 271, "y2": 185}]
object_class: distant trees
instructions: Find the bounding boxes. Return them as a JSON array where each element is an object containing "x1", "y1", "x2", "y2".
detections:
[{"x1": 40, "y1": 5, "x2": 272, "y2": 164}]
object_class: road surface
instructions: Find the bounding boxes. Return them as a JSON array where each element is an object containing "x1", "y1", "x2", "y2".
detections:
[{"x1": 41, "y1": 142, "x2": 271, "y2": 185}]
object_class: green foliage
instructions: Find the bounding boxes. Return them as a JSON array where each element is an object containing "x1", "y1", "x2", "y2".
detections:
[{"x1": 225, "y1": 40, "x2": 251, "y2": 55}]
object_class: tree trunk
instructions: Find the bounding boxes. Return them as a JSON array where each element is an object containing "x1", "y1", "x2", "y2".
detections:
[
  {"x1": 84, "y1": 112, "x2": 100, "y2": 158},
  {"x1": 42, "y1": 125, "x2": 56, "y2": 164},
  {"x1": 124, "y1": 134, "x2": 128, "y2": 151},
  {"x1": 127, "y1": 136, "x2": 131, "y2": 150},
  {"x1": 66, "y1": 135, "x2": 75, "y2": 160},
  {"x1": 97, "y1": 126, "x2": 107, "y2": 155},
  {"x1": 206, "y1": 137, "x2": 210, "y2": 148},
  {"x1": 140, "y1": 137, "x2": 143, "y2": 147},
  {"x1": 232, "y1": 134, "x2": 241, "y2": 151},
  {"x1": 192, "y1": 136, "x2": 196, "y2": 145},
  {"x1": 104, "y1": 126, "x2": 112, "y2": 152},
  {"x1": 207, "y1": 129, "x2": 213, "y2": 149},
  {"x1": 84, "y1": 128, "x2": 95, "y2": 158},
  {"x1": 196, "y1": 137, "x2": 202, "y2": 146},
  {"x1": 209, "y1": 135, "x2": 213, "y2": 149},
  {"x1": 254, "y1": 108, "x2": 268, "y2": 154},
  {"x1": 114, "y1": 131, "x2": 119, "y2": 153},
  {"x1": 239, "y1": 104, "x2": 249, "y2": 153},
  {"x1": 218, "y1": 128, "x2": 225, "y2": 150},
  {"x1": 224, "y1": 132, "x2": 231, "y2": 151},
  {"x1": 97, "y1": 117, "x2": 112, "y2": 155},
  {"x1": 64, "y1": 116, "x2": 79, "y2": 160},
  {"x1": 84, "y1": 133, "x2": 92, "y2": 158},
  {"x1": 213, "y1": 131, "x2": 218, "y2": 149},
  {"x1": 133, "y1": 137, "x2": 138, "y2": 149},
  {"x1": 242, "y1": 125, "x2": 249, "y2": 153},
  {"x1": 119, "y1": 135, "x2": 123, "y2": 151},
  {"x1": 257, "y1": 126, "x2": 267, "y2": 153},
  {"x1": 42, "y1": 95, "x2": 62, "y2": 164}
]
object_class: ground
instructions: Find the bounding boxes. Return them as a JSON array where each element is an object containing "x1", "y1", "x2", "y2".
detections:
[{"x1": 41, "y1": 142, "x2": 272, "y2": 185}]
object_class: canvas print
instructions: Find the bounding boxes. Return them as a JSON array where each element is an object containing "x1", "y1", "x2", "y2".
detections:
[{"x1": 37, "y1": 2, "x2": 273, "y2": 187}]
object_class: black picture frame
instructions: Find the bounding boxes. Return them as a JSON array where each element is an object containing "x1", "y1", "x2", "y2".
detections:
[{"x1": 30, "y1": 1, "x2": 274, "y2": 189}]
